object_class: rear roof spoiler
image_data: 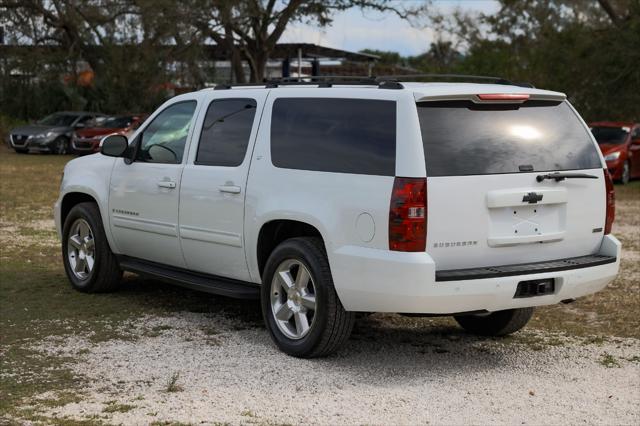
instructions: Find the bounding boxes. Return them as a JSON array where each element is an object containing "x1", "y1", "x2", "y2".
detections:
[{"x1": 415, "y1": 93, "x2": 566, "y2": 103}]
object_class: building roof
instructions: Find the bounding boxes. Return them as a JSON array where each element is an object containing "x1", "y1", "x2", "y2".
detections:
[{"x1": 0, "y1": 43, "x2": 379, "y2": 63}]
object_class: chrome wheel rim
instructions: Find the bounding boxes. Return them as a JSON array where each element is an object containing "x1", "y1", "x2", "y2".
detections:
[
  {"x1": 67, "y1": 218, "x2": 95, "y2": 280},
  {"x1": 270, "y1": 259, "x2": 316, "y2": 340},
  {"x1": 623, "y1": 162, "x2": 630, "y2": 184}
]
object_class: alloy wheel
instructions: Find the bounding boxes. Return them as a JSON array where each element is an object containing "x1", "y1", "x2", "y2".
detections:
[
  {"x1": 270, "y1": 259, "x2": 317, "y2": 339},
  {"x1": 622, "y1": 162, "x2": 630, "y2": 184},
  {"x1": 67, "y1": 218, "x2": 96, "y2": 280}
]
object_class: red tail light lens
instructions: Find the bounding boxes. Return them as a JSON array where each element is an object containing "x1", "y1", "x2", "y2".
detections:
[
  {"x1": 604, "y1": 168, "x2": 615, "y2": 234},
  {"x1": 389, "y1": 177, "x2": 427, "y2": 252}
]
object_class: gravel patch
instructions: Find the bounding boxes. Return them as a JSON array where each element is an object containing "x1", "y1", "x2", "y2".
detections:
[{"x1": 22, "y1": 313, "x2": 640, "y2": 425}]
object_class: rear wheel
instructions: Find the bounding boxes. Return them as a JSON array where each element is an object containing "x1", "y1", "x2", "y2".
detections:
[
  {"x1": 62, "y1": 202, "x2": 122, "y2": 292},
  {"x1": 261, "y1": 237, "x2": 355, "y2": 358},
  {"x1": 454, "y1": 308, "x2": 534, "y2": 336}
]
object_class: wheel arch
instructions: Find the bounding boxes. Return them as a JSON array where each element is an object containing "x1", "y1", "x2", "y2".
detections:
[
  {"x1": 60, "y1": 189, "x2": 119, "y2": 254},
  {"x1": 256, "y1": 219, "x2": 325, "y2": 280}
]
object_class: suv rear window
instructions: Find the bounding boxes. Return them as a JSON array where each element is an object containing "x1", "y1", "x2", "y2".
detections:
[
  {"x1": 271, "y1": 98, "x2": 396, "y2": 176},
  {"x1": 417, "y1": 100, "x2": 601, "y2": 177}
]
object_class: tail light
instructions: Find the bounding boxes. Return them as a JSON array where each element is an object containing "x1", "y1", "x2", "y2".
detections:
[
  {"x1": 476, "y1": 93, "x2": 530, "y2": 101},
  {"x1": 389, "y1": 177, "x2": 427, "y2": 251},
  {"x1": 604, "y1": 168, "x2": 615, "y2": 234}
]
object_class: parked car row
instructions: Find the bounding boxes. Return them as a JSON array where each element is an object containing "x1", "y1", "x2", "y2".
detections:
[{"x1": 6, "y1": 111, "x2": 147, "y2": 155}]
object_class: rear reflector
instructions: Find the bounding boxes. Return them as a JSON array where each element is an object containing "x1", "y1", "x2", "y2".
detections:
[
  {"x1": 389, "y1": 177, "x2": 427, "y2": 252},
  {"x1": 476, "y1": 93, "x2": 530, "y2": 101},
  {"x1": 604, "y1": 168, "x2": 615, "y2": 234}
]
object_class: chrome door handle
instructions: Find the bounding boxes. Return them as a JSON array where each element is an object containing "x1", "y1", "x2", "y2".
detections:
[
  {"x1": 157, "y1": 181, "x2": 176, "y2": 189},
  {"x1": 218, "y1": 185, "x2": 241, "y2": 194}
]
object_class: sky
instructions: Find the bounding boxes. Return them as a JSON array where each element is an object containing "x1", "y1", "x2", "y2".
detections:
[{"x1": 280, "y1": 0, "x2": 500, "y2": 57}]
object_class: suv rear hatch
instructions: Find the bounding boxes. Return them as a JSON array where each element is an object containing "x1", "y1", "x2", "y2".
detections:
[{"x1": 416, "y1": 94, "x2": 607, "y2": 271}]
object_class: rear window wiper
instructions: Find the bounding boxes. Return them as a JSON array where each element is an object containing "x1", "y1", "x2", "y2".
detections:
[{"x1": 536, "y1": 172, "x2": 599, "y2": 182}]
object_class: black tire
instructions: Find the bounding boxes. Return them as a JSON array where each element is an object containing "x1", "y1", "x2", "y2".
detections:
[
  {"x1": 454, "y1": 307, "x2": 534, "y2": 336},
  {"x1": 14, "y1": 148, "x2": 28, "y2": 154},
  {"x1": 51, "y1": 136, "x2": 70, "y2": 155},
  {"x1": 61, "y1": 202, "x2": 122, "y2": 292},
  {"x1": 261, "y1": 237, "x2": 355, "y2": 358}
]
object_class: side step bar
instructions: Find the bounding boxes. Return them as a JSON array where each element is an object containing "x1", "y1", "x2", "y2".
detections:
[
  {"x1": 436, "y1": 254, "x2": 616, "y2": 282},
  {"x1": 117, "y1": 256, "x2": 260, "y2": 299}
]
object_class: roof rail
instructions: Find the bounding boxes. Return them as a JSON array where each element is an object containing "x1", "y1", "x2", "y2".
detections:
[
  {"x1": 214, "y1": 75, "x2": 404, "y2": 90},
  {"x1": 212, "y1": 74, "x2": 534, "y2": 90},
  {"x1": 375, "y1": 74, "x2": 535, "y2": 88}
]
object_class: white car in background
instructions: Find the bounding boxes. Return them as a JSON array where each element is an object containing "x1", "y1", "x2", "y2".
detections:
[{"x1": 54, "y1": 77, "x2": 620, "y2": 357}]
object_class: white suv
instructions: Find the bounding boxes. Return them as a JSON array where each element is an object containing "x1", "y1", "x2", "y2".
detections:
[{"x1": 54, "y1": 77, "x2": 621, "y2": 357}]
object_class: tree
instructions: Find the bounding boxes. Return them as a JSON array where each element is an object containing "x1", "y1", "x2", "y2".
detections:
[
  {"x1": 204, "y1": 0, "x2": 424, "y2": 82},
  {"x1": 422, "y1": 0, "x2": 640, "y2": 121}
]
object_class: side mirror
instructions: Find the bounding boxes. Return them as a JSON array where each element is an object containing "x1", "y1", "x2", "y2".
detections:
[{"x1": 100, "y1": 134, "x2": 129, "y2": 157}]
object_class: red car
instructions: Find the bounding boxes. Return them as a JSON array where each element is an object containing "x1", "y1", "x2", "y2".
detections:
[
  {"x1": 590, "y1": 121, "x2": 640, "y2": 184},
  {"x1": 71, "y1": 114, "x2": 147, "y2": 154}
]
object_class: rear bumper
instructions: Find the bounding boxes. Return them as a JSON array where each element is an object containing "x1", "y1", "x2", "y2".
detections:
[{"x1": 331, "y1": 235, "x2": 621, "y2": 314}]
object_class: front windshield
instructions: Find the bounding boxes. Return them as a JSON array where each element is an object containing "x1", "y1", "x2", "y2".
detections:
[
  {"x1": 99, "y1": 116, "x2": 133, "y2": 129},
  {"x1": 591, "y1": 126, "x2": 629, "y2": 145},
  {"x1": 38, "y1": 113, "x2": 78, "y2": 127}
]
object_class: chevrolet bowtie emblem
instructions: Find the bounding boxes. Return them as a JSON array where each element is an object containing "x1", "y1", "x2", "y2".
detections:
[{"x1": 522, "y1": 192, "x2": 543, "y2": 204}]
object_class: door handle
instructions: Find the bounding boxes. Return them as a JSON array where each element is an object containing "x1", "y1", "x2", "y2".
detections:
[
  {"x1": 157, "y1": 181, "x2": 176, "y2": 189},
  {"x1": 218, "y1": 185, "x2": 241, "y2": 194}
]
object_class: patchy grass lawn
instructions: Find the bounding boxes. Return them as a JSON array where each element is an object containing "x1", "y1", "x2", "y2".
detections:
[
  {"x1": 0, "y1": 145, "x2": 638, "y2": 423},
  {"x1": 0, "y1": 147, "x2": 261, "y2": 422}
]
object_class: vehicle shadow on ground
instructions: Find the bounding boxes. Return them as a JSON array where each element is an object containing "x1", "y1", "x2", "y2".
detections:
[{"x1": 117, "y1": 275, "x2": 516, "y2": 381}]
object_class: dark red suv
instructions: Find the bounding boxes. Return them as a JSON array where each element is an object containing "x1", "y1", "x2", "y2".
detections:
[
  {"x1": 590, "y1": 121, "x2": 640, "y2": 184},
  {"x1": 71, "y1": 114, "x2": 147, "y2": 154}
]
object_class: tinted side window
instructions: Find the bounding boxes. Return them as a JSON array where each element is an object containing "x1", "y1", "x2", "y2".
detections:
[
  {"x1": 196, "y1": 98, "x2": 257, "y2": 166},
  {"x1": 271, "y1": 98, "x2": 396, "y2": 176},
  {"x1": 137, "y1": 101, "x2": 196, "y2": 164},
  {"x1": 417, "y1": 100, "x2": 602, "y2": 176}
]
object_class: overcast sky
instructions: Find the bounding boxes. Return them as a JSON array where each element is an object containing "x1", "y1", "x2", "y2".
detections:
[{"x1": 281, "y1": 0, "x2": 500, "y2": 56}]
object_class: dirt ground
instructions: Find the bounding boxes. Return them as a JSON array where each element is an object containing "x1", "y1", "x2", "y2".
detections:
[{"x1": 1, "y1": 147, "x2": 638, "y2": 425}]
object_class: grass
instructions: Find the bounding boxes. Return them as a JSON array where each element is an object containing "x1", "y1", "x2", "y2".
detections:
[
  {"x1": 102, "y1": 402, "x2": 137, "y2": 413},
  {"x1": 598, "y1": 352, "x2": 621, "y2": 368},
  {"x1": 165, "y1": 372, "x2": 184, "y2": 393},
  {"x1": 0, "y1": 146, "x2": 261, "y2": 422},
  {"x1": 0, "y1": 145, "x2": 638, "y2": 421}
]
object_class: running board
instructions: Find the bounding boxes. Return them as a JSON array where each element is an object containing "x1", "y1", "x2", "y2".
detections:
[
  {"x1": 436, "y1": 254, "x2": 616, "y2": 282},
  {"x1": 117, "y1": 256, "x2": 260, "y2": 299}
]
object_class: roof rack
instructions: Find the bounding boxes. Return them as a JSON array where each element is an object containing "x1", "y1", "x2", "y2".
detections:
[
  {"x1": 212, "y1": 74, "x2": 534, "y2": 90},
  {"x1": 376, "y1": 74, "x2": 535, "y2": 88},
  {"x1": 214, "y1": 76, "x2": 403, "y2": 90}
]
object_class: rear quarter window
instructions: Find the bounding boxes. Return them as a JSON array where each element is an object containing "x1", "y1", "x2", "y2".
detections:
[
  {"x1": 270, "y1": 98, "x2": 396, "y2": 176},
  {"x1": 417, "y1": 100, "x2": 602, "y2": 176}
]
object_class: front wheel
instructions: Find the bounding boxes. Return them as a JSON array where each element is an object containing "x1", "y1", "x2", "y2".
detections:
[
  {"x1": 62, "y1": 202, "x2": 122, "y2": 292},
  {"x1": 52, "y1": 137, "x2": 69, "y2": 155},
  {"x1": 454, "y1": 308, "x2": 534, "y2": 336},
  {"x1": 620, "y1": 161, "x2": 630, "y2": 185},
  {"x1": 261, "y1": 237, "x2": 355, "y2": 358}
]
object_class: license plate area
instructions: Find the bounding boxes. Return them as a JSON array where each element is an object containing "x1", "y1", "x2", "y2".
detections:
[
  {"x1": 514, "y1": 278, "x2": 556, "y2": 298},
  {"x1": 485, "y1": 187, "x2": 569, "y2": 247}
]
